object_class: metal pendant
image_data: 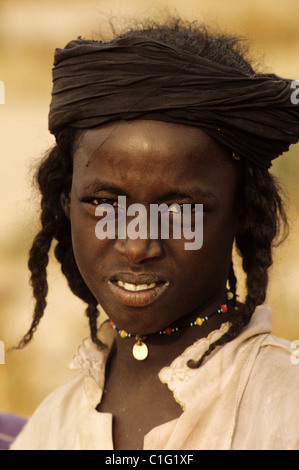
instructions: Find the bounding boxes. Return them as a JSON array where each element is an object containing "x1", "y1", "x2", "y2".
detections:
[{"x1": 132, "y1": 336, "x2": 148, "y2": 360}]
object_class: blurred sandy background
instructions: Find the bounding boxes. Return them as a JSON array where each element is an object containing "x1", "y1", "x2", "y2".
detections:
[{"x1": 0, "y1": 0, "x2": 299, "y2": 417}]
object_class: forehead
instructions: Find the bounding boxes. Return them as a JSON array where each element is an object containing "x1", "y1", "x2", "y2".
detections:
[
  {"x1": 77, "y1": 120, "x2": 227, "y2": 158},
  {"x1": 72, "y1": 120, "x2": 236, "y2": 194}
]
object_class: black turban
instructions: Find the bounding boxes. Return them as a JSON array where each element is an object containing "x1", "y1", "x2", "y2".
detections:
[{"x1": 48, "y1": 37, "x2": 299, "y2": 168}]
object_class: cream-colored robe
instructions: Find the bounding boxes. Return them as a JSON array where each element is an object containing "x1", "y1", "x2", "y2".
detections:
[{"x1": 11, "y1": 305, "x2": 299, "y2": 450}]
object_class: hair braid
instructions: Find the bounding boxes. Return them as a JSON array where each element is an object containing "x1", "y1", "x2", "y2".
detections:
[
  {"x1": 19, "y1": 207, "x2": 56, "y2": 347},
  {"x1": 18, "y1": 128, "x2": 104, "y2": 349},
  {"x1": 187, "y1": 163, "x2": 288, "y2": 368},
  {"x1": 228, "y1": 261, "x2": 237, "y2": 297}
]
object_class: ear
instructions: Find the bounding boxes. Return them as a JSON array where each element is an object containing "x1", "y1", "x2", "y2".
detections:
[{"x1": 60, "y1": 192, "x2": 71, "y2": 219}]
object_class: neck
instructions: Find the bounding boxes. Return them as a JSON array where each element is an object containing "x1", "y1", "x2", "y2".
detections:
[{"x1": 109, "y1": 291, "x2": 234, "y2": 373}]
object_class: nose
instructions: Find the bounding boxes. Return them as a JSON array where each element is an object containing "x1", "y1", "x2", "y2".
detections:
[{"x1": 114, "y1": 237, "x2": 163, "y2": 264}]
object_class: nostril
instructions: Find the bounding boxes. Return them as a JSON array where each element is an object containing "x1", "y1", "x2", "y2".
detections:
[{"x1": 114, "y1": 237, "x2": 163, "y2": 263}]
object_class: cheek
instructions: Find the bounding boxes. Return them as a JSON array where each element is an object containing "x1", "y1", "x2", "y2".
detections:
[
  {"x1": 70, "y1": 207, "x2": 104, "y2": 282},
  {"x1": 174, "y1": 212, "x2": 236, "y2": 291}
]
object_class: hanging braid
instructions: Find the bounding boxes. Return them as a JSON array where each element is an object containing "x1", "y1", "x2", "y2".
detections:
[
  {"x1": 18, "y1": 128, "x2": 103, "y2": 349},
  {"x1": 19, "y1": 19, "x2": 289, "y2": 363},
  {"x1": 187, "y1": 163, "x2": 288, "y2": 368}
]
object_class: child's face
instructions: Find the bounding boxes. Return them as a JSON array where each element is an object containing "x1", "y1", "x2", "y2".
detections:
[{"x1": 68, "y1": 120, "x2": 242, "y2": 335}]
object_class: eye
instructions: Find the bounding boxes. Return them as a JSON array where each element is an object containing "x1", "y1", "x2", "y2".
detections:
[
  {"x1": 167, "y1": 203, "x2": 181, "y2": 214},
  {"x1": 165, "y1": 204, "x2": 183, "y2": 214},
  {"x1": 165, "y1": 203, "x2": 197, "y2": 214},
  {"x1": 83, "y1": 197, "x2": 118, "y2": 208},
  {"x1": 81, "y1": 197, "x2": 123, "y2": 219},
  {"x1": 93, "y1": 198, "x2": 119, "y2": 208}
]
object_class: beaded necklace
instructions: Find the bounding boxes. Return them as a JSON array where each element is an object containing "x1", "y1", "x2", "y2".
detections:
[{"x1": 110, "y1": 291, "x2": 234, "y2": 360}]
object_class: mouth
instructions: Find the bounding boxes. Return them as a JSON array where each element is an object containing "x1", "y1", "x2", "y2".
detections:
[
  {"x1": 116, "y1": 280, "x2": 158, "y2": 291},
  {"x1": 108, "y1": 274, "x2": 170, "y2": 307}
]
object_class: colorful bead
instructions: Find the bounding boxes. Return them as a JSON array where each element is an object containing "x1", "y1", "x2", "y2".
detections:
[
  {"x1": 227, "y1": 291, "x2": 234, "y2": 300},
  {"x1": 165, "y1": 327, "x2": 173, "y2": 335},
  {"x1": 120, "y1": 330, "x2": 127, "y2": 338},
  {"x1": 109, "y1": 322, "x2": 115, "y2": 329},
  {"x1": 220, "y1": 304, "x2": 228, "y2": 313},
  {"x1": 195, "y1": 317, "x2": 204, "y2": 326}
]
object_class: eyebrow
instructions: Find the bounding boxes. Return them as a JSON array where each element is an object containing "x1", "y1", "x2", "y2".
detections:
[
  {"x1": 81, "y1": 182, "x2": 129, "y2": 196},
  {"x1": 159, "y1": 189, "x2": 216, "y2": 202}
]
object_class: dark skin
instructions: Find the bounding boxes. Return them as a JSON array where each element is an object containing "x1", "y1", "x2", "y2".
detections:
[{"x1": 65, "y1": 120, "x2": 244, "y2": 449}]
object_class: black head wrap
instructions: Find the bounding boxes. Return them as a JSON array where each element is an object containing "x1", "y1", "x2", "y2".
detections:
[{"x1": 48, "y1": 37, "x2": 299, "y2": 168}]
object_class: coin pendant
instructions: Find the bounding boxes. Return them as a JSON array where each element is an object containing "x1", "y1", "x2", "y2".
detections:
[{"x1": 132, "y1": 341, "x2": 148, "y2": 360}]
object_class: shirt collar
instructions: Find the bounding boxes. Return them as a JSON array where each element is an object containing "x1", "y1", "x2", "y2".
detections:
[
  {"x1": 158, "y1": 304, "x2": 272, "y2": 410},
  {"x1": 68, "y1": 305, "x2": 272, "y2": 409}
]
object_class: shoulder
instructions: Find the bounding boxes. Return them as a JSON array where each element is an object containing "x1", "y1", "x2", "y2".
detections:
[
  {"x1": 234, "y1": 333, "x2": 299, "y2": 449},
  {"x1": 254, "y1": 334, "x2": 299, "y2": 386},
  {"x1": 11, "y1": 330, "x2": 113, "y2": 450},
  {"x1": 10, "y1": 373, "x2": 86, "y2": 450},
  {"x1": 250, "y1": 334, "x2": 299, "y2": 412}
]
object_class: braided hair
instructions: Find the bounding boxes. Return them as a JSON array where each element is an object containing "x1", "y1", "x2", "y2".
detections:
[
  {"x1": 19, "y1": 19, "x2": 288, "y2": 366},
  {"x1": 21, "y1": 128, "x2": 101, "y2": 348}
]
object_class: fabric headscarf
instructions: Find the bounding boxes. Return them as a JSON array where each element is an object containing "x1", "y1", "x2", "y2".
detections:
[{"x1": 48, "y1": 36, "x2": 299, "y2": 168}]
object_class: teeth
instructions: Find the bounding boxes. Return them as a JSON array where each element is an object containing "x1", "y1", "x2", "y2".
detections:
[{"x1": 117, "y1": 280, "x2": 157, "y2": 291}]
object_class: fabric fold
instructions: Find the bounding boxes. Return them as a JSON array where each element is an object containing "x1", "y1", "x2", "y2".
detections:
[{"x1": 48, "y1": 37, "x2": 299, "y2": 168}]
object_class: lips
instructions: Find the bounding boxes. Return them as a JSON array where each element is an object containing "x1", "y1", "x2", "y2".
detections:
[{"x1": 108, "y1": 273, "x2": 170, "y2": 307}]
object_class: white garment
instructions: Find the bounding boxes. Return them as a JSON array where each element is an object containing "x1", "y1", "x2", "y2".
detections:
[{"x1": 11, "y1": 305, "x2": 299, "y2": 450}]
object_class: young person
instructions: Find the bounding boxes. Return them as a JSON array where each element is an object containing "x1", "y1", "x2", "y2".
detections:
[{"x1": 11, "y1": 18, "x2": 299, "y2": 450}]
